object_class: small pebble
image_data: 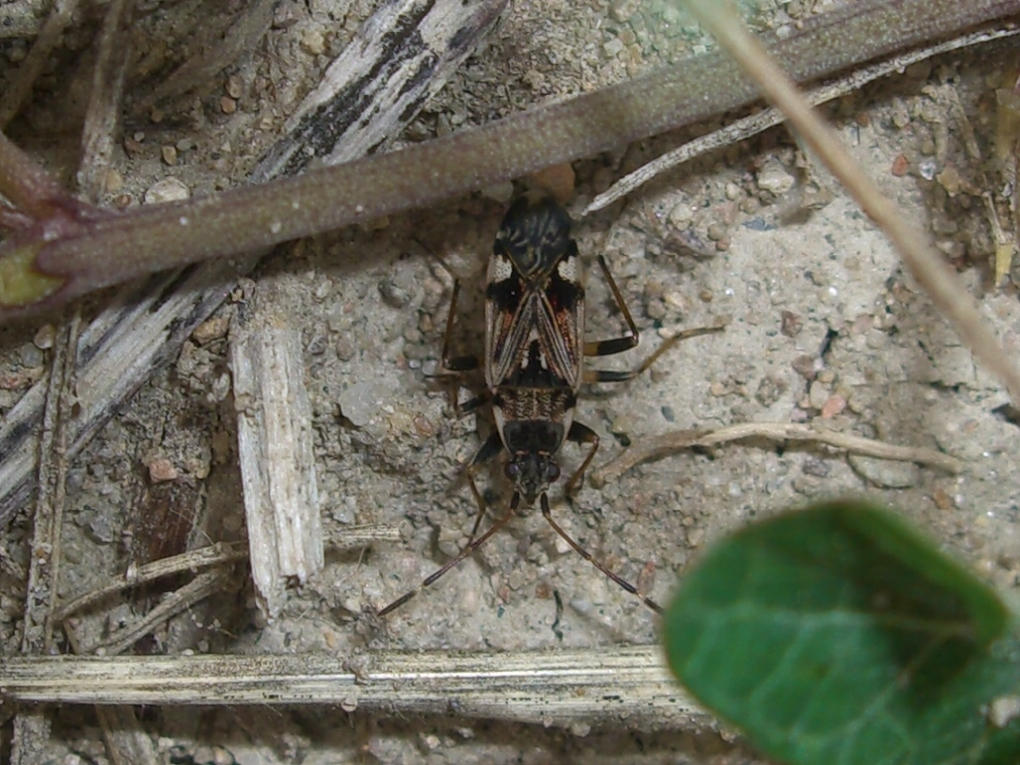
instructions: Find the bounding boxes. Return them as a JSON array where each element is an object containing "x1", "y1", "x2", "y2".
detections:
[
  {"x1": 301, "y1": 27, "x2": 326, "y2": 56},
  {"x1": 890, "y1": 154, "x2": 909, "y2": 176},
  {"x1": 609, "y1": 0, "x2": 640, "y2": 22},
  {"x1": 161, "y1": 145, "x2": 178, "y2": 165},
  {"x1": 706, "y1": 222, "x2": 727, "y2": 241},
  {"x1": 791, "y1": 354, "x2": 818, "y2": 380},
  {"x1": 756, "y1": 158, "x2": 795, "y2": 195},
  {"x1": 33, "y1": 324, "x2": 56, "y2": 350},
  {"x1": 848, "y1": 455, "x2": 920, "y2": 489},
  {"x1": 780, "y1": 310, "x2": 803, "y2": 337},
  {"x1": 808, "y1": 380, "x2": 830, "y2": 409},
  {"x1": 192, "y1": 315, "x2": 229, "y2": 345},
  {"x1": 668, "y1": 202, "x2": 693, "y2": 227},
  {"x1": 932, "y1": 487, "x2": 954, "y2": 510},
  {"x1": 225, "y1": 75, "x2": 244, "y2": 99},
  {"x1": 220, "y1": 96, "x2": 237, "y2": 114},
  {"x1": 144, "y1": 177, "x2": 190, "y2": 204},
  {"x1": 19, "y1": 343, "x2": 43, "y2": 367},
  {"x1": 820, "y1": 394, "x2": 846, "y2": 418},
  {"x1": 104, "y1": 168, "x2": 123, "y2": 193},
  {"x1": 148, "y1": 457, "x2": 179, "y2": 483}
]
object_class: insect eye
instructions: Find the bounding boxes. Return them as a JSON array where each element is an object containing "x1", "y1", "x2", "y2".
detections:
[
  {"x1": 546, "y1": 463, "x2": 561, "y2": 482},
  {"x1": 505, "y1": 462, "x2": 520, "y2": 479}
]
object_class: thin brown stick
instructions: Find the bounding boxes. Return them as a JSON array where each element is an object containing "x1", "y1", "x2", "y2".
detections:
[
  {"x1": 586, "y1": 25, "x2": 1020, "y2": 215},
  {"x1": 77, "y1": 0, "x2": 134, "y2": 202},
  {"x1": 0, "y1": 0, "x2": 79, "y2": 129},
  {"x1": 684, "y1": 0, "x2": 1020, "y2": 405},
  {"x1": 80, "y1": 568, "x2": 230, "y2": 655},
  {"x1": 53, "y1": 541, "x2": 248, "y2": 622},
  {"x1": 2, "y1": 0, "x2": 1017, "y2": 318},
  {"x1": 592, "y1": 422, "x2": 964, "y2": 488}
]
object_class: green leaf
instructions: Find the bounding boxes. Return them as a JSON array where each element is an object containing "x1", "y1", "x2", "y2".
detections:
[{"x1": 664, "y1": 500, "x2": 1019, "y2": 765}]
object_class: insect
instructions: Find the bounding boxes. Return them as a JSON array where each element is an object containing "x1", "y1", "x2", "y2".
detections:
[{"x1": 377, "y1": 192, "x2": 720, "y2": 616}]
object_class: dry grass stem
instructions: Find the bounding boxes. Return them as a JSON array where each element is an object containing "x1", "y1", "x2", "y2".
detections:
[
  {"x1": 593, "y1": 422, "x2": 964, "y2": 487},
  {"x1": 81, "y1": 568, "x2": 231, "y2": 655},
  {"x1": 586, "y1": 25, "x2": 1020, "y2": 215},
  {"x1": 0, "y1": 645, "x2": 701, "y2": 729},
  {"x1": 53, "y1": 541, "x2": 248, "y2": 622}
]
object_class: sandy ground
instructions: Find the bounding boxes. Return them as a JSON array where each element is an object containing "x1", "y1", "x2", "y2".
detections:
[{"x1": 1, "y1": 1, "x2": 1018, "y2": 762}]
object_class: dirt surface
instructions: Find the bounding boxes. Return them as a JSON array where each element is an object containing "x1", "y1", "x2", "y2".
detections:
[{"x1": 1, "y1": 0, "x2": 1019, "y2": 762}]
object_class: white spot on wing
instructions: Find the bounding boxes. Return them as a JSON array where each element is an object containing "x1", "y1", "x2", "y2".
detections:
[
  {"x1": 557, "y1": 255, "x2": 577, "y2": 282},
  {"x1": 490, "y1": 254, "x2": 514, "y2": 282}
]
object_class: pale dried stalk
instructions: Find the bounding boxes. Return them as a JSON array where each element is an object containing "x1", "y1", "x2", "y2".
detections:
[
  {"x1": 231, "y1": 313, "x2": 323, "y2": 619},
  {"x1": 684, "y1": 0, "x2": 1020, "y2": 405},
  {"x1": 53, "y1": 541, "x2": 248, "y2": 621},
  {"x1": 0, "y1": 645, "x2": 702, "y2": 729},
  {"x1": 593, "y1": 422, "x2": 964, "y2": 487},
  {"x1": 80, "y1": 568, "x2": 230, "y2": 655}
]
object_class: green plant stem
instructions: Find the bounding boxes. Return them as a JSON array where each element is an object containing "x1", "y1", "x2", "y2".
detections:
[{"x1": 1, "y1": 0, "x2": 1018, "y2": 317}]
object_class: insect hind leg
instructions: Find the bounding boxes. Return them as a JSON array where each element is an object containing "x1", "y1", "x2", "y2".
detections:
[
  {"x1": 376, "y1": 492, "x2": 519, "y2": 617},
  {"x1": 540, "y1": 493, "x2": 662, "y2": 614}
]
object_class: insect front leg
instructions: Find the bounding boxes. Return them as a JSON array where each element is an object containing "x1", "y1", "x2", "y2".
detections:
[
  {"x1": 426, "y1": 276, "x2": 483, "y2": 414},
  {"x1": 564, "y1": 421, "x2": 599, "y2": 497}
]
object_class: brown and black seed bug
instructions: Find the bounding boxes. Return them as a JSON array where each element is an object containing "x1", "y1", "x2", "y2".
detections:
[{"x1": 377, "y1": 192, "x2": 721, "y2": 616}]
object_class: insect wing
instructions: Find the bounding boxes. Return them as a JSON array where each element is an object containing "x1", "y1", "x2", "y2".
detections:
[{"x1": 485, "y1": 244, "x2": 584, "y2": 390}]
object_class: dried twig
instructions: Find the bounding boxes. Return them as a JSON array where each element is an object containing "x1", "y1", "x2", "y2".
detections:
[
  {"x1": 586, "y1": 25, "x2": 1020, "y2": 215},
  {"x1": 593, "y1": 422, "x2": 964, "y2": 487},
  {"x1": 81, "y1": 568, "x2": 231, "y2": 655},
  {"x1": 0, "y1": 645, "x2": 703, "y2": 730},
  {"x1": 53, "y1": 541, "x2": 248, "y2": 622},
  {"x1": 77, "y1": 0, "x2": 134, "y2": 202},
  {"x1": 12, "y1": 312, "x2": 79, "y2": 764}
]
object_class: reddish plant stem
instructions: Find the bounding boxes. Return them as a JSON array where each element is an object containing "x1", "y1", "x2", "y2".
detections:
[{"x1": 2, "y1": 0, "x2": 1019, "y2": 318}]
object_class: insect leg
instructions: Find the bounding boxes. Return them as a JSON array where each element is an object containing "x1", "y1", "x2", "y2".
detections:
[
  {"x1": 564, "y1": 421, "x2": 599, "y2": 497},
  {"x1": 540, "y1": 493, "x2": 662, "y2": 614},
  {"x1": 436, "y1": 278, "x2": 480, "y2": 374},
  {"x1": 464, "y1": 431, "x2": 502, "y2": 543},
  {"x1": 376, "y1": 492, "x2": 519, "y2": 616},
  {"x1": 425, "y1": 276, "x2": 482, "y2": 411},
  {"x1": 583, "y1": 254, "x2": 640, "y2": 358},
  {"x1": 584, "y1": 325, "x2": 724, "y2": 383}
]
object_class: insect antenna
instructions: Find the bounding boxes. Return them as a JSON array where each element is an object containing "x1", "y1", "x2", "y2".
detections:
[
  {"x1": 539, "y1": 493, "x2": 663, "y2": 615},
  {"x1": 376, "y1": 493, "x2": 520, "y2": 616}
]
